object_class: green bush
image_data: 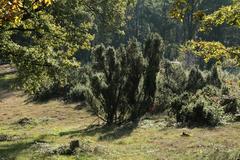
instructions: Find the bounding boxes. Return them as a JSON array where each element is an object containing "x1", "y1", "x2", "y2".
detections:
[
  {"x1": 173, "y1": 85, "x2": 240, "y2": 126},
  {"x1": 65, "y1": 67, "x2": 91, "y2": 102},
  {"x1": 86, "y1": 33, "x2": 165, "y2": 125},
  {"x1": 221, "y1": 97, "x2": 239, "y2": 114},
  {"x1": 176, "y1": 86, "x2": 224, "y2": 126},
  {"x1": 66, "y1": 84, "x2": 87, "y2": 102},
  {"x1": 206, "y1": 66, "x2": 222, "y2": 88},
  {"x1": 178, "y1": 95, "x2": 224, "y2": 126},
  {"x1": 156, "y1": 61, "x2": 187, "y2": 112},
  {"x1": 170, "y1": 92, "x2": 189, "y2": 120},
  {"x1": 163, "y1": 60, "x2": 187, "y2": 94},
  {"x1": 186, "y1": 67, "x2": 206, "y2": 92},
  {"x1": 221, "y1": 85, "x2": 230, "y2": 95}
]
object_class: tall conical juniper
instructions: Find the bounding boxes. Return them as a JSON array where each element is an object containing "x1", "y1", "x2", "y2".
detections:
[{"x1": 141, "y1": 33, "x2": 164, "y2": 117}]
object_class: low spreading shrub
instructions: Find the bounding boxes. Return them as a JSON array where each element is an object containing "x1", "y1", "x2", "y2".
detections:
[
  {"x1": 221, "y1": 97, "x2": 239, "y2": 114},
  {"x1": 174, "y1": 86, "x2": 225, "y2": 126},
  {"x1": 178, "y1": 95, "x2": 224, "y2": 127},
  {"x1": 66, "y1": 84, "x2": 87, "y2": 102},
  {"x1": 170, "y1": 92, "x2": 189, "y2": 120},
  {"x1": 65, "y1": 67, "x2": 91, "y2": 102}
]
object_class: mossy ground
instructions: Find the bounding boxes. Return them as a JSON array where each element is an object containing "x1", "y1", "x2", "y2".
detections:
[{"x1": 0, "y1": 71, "x2": 240, "y2": 160}]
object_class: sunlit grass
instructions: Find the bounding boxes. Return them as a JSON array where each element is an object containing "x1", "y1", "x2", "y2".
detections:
[{"x1": 0, "y1": 73, "x2": 240, "y2": 160}]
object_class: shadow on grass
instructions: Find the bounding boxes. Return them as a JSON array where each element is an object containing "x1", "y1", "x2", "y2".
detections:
[
  {"x1": 59, "y1": 122, "x2": 139, "y2": 141},
  {"x1": 0, "y1": 134, "x2": 54, "y2": 160},
  {"x1": 0, "y1": 141, "x2": 34, "y2": 159},
  {"x1": 0, "y1": 74, "x2": 16, "y2": 101},
  {"x1": 22, "y1": 83, "x2": 67, "y2": 105},
  {"x1": 24, "y1": 96, "x2": 54, "y2": 105},
  {"x1": 0, "y1": 90, "x2": 15, "y2": 101},
  {"x1": 98, "y1": 122, "x2": 138, "y2": 141},
  {"x1": 0, "y1": 73, "x2": 16, "y2": 87}
]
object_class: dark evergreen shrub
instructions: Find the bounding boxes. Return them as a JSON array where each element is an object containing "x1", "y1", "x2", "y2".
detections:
[
  {"x1": 178, "y1": 95, "x2": 224, "y2": 127},
  {"x1": 220, "y1": 83, "x2": 239, "y2": 115},
  {"x1": 163, "y1": 60, "x2": 187, "y2": 94},
  {"x1": 207, "y1": 66, "x2": 222, "y2": 88},
  {"x1": 155, "y1": 60, "x2": 187, "y2": 112},
  {"x1": 66, "y1": 84, "x2": 87, "y2": 102},
  {"x1": 170, "y1": 92, "x2": 189, "y2": 121},
  {"x1": 176, "y1": 86, "x2": 224, "y2": 127},
  {"x1": 86, "y1": 34, "x2": 165, "y2": 125},
  {"x1": 142, "y1": 33, "x2": 164, "y2": 115},
  {"x1": 221, "y1": 85, "x2": 230, "y2": 95},
  {"x1": 186, "y1": 67, "x2": 206, "y2": 92},
  {"x1": 221, "y1": 97, "x2": 239, "y2": 114},
  {"x1": 155, "y1": 81, "x2": 174, "y2": 112},
  {"x1": 201, "y1": 85, "x2": 219, "y2": 97},
  {"x1": 65, "y1": 67, "x2": 91, "y2": 102}
]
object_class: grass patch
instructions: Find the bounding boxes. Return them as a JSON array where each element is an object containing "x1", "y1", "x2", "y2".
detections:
[{"x1": 0, "y1": 75, "x2": 240, "y2": 159}]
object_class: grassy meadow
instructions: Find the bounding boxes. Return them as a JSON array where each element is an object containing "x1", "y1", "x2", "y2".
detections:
[{"x1": 0, "y1": 72, "x2": 240, "y2": 160}]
